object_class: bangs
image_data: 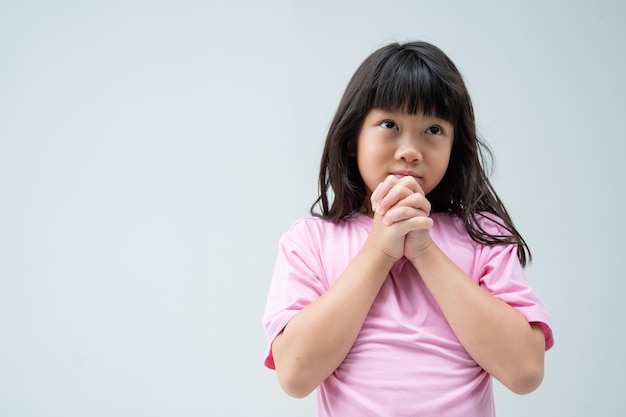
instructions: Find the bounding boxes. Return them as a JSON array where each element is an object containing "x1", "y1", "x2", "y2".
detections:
[{"x1": 370, "y1": 50, "x2": 458, "y2": 122}]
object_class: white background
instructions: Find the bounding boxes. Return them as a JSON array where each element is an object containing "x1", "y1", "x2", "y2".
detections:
[{"x1": 1, "y1": 0, "x2": 625, "y2": 415}]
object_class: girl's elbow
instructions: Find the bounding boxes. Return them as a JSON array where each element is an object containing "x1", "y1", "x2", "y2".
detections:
[
  {"x1": 271, "y1": 333, "x2": 319, "y2": 398},
  {"x1": 503, "y1": 363, "x2": 544, "y2": 395},
  {"x1": 276, "y1": 367, "x2": 317, "y2": 398},
  {"x1": 505, "y1": 324, "x2": 547, "y2": 394}
]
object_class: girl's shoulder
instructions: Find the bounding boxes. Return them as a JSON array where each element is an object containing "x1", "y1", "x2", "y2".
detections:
[
  {"x1": 432, "y1": 211, "x2": 513, "y2": 234},
  {"x1": 288, "y1": 213, "x2": 372, "y2": 232},
  {"x1": 430, "y1": 212, "x2": 515, "y2": 251},
  {"x1": 472, "y1": 211, "x2": 516, "y2": 237},
  {"x1": 280, "y1": 215, "x2": 372, "y2": 268},
  {"x1": 284, "y1": 214, "x2": 372, "y2": 245}
]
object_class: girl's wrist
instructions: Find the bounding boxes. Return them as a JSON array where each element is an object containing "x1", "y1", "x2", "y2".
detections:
[
  {"x1": 406, "y1": 234, "x2": 436, "y2": 266},
  {"x1": 362, "y1": 238, "x2": 401, "y2": 269}
]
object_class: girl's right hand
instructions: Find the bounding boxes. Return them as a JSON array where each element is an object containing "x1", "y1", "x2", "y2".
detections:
[{"x1": 366, "y1": 175, "x2": 432, "y2": 261}]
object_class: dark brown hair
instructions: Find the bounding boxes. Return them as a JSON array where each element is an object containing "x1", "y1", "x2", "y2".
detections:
[{"x1": 310, "y1": 41, "x2": 531, "y2": 265}]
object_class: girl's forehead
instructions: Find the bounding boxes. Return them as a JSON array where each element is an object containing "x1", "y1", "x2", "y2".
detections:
[
  {"x1": 368, "y1": 103, "x2": 453, "y2": 123},
  {"x1": 368, "y1": 85, "x2": 456, "y2": 119},
  {"x1": 366, "y1": 107, "x2": 452, "y2": 124}
]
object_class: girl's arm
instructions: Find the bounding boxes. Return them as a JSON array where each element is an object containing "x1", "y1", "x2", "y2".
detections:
[
  {"x1": 374, "y1": 176, "x2": 546, "y2": 394},
  {"x1": 271, "y1": 240, "x2": 394, "y2": 398},
  {"x1": 272, "y1": 177, "x2": 430, "y2": 398},
  {"x1": 406, "y1": 231, "x2": 546, "y2": 394}
]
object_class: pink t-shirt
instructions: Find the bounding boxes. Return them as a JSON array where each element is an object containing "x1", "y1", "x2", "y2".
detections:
[{"x1": 263, "y1": 213, "x2": 553, "y2": 417}]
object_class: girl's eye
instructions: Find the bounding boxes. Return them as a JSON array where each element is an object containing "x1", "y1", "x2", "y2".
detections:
[
  {"x1": 426, "y1": 125, "x2": 442, "y2": 135},
  {"x1": 380, "y1": 120, "x2": 397, "y2": 129}
]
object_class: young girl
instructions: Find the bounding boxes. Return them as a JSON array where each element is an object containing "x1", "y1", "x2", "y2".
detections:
[{"x1": 263, "y1": 41, "x2": 553, "y2": 417}]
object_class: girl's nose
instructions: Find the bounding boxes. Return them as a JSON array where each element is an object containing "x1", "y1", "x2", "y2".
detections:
[{"x1": 395, "y1": 140, "x2": 422, "y2": 163}]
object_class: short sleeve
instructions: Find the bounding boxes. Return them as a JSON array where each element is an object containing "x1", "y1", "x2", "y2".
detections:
[
  {"x1": 262, "y1": 221, "x2": 328, "y2": 369},
  {"x1": 477, "y1": 233, "x2": 554, "y2": 351}
]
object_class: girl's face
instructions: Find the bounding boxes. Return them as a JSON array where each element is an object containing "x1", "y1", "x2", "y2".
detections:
[{"x1": 356, "y1": 108, "x2": 454, "y2": 197}]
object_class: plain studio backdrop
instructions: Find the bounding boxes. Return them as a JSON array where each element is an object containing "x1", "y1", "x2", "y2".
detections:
[{"x1": 1, "y1": 0, "x2": 624, "y2": 415}]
